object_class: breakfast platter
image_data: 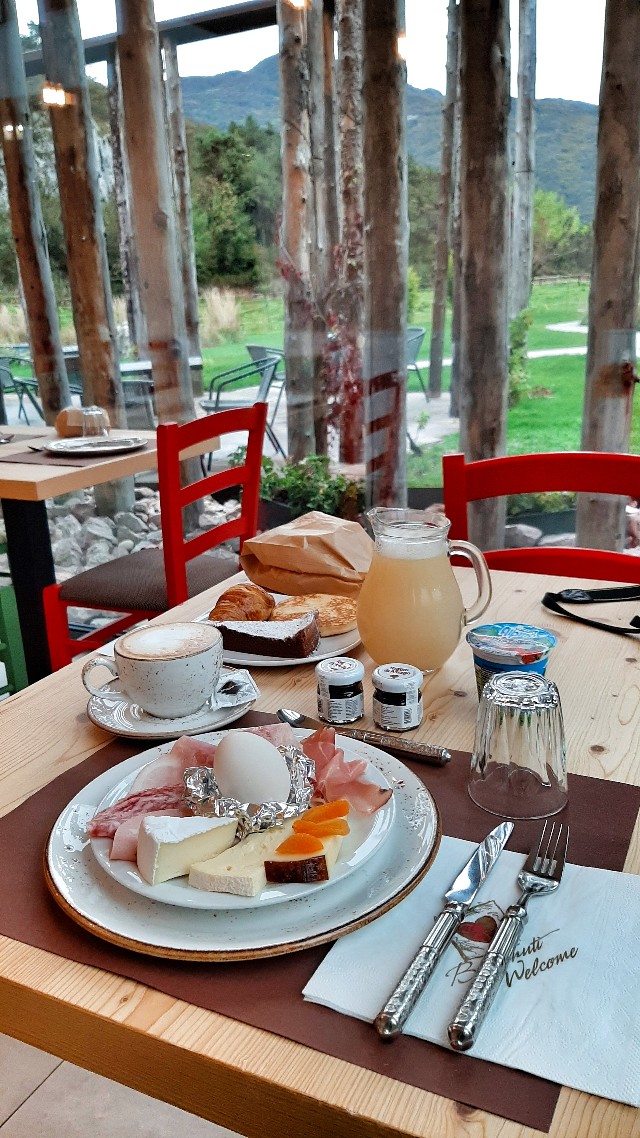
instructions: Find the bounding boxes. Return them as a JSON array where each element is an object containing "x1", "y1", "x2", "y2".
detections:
[
  {"x1": 45, "y1": 729, "x2": 441, "y2": 960},
  {"x1": 198, "y1": 583, "x2": 362, "y2": 667}
]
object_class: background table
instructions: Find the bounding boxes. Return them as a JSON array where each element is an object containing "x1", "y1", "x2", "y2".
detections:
[{"x1": 0, "y1": 567, "x2": 638, "y2": 1138}]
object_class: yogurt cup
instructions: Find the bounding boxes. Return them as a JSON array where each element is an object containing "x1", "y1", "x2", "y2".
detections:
[{"x1": 466, "y1": 623, "x2": 557, "y2": 698}]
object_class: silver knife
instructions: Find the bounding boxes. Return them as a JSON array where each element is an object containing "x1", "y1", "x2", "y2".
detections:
[
  {"x1": 276, "y1": 709, "x2": 452, "y2": 766},
  {"x1": 374, "y1": 820, "x2": 514, "y2": 1040}
]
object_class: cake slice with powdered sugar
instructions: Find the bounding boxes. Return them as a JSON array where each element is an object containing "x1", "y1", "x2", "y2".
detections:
[{"x1": 212, "y1": 611, "x2": 320, "y2": 658}]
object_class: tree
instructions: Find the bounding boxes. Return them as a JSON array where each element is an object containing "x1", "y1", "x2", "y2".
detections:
[
  {"x1": 407, "y1": 157, "x2": 439, "y2": 285},
  {"x1": 577, "y1": 0, "x2": 640, "y2": 551},
  {"x1": 532, "y1": 189, "x2": 592, "y2": 277},
  {"x1": 508, "y1": 0, "x2": 537, "y2": 319},
  {"x1": 429, "y1": 0, "x2": 459, "y2": 398},
  {"x1": 459, "y1": 0, "x2": 510, "y2": 549}
]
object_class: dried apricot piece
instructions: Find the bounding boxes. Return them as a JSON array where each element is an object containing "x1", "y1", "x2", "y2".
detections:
[
  {"x1": 293, "y1": 818, "x2": 350, "y2": 838},
  {"x1": 303, "y1": 799, "x2": 350, "y2": 823},
  {"x1": 275, "y1": 833, "x2": 324, "y2": 856}
]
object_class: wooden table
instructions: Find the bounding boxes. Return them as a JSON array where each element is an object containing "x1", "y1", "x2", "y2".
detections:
[
  {"x1": 0, "y1": 567, "x2": 638, "y2": 1138},
  {"x1": 0, "y1": 425, "x2": 215, "y2": 683}
]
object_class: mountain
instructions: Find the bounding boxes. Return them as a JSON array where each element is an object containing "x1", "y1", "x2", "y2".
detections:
[{"x1": 181, "y1": 55, "x2": 599, "y2": 222}]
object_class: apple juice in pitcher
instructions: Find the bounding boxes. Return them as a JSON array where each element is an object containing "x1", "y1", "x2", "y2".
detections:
[{"x1": 357, "y1": 509, "x2": 492, "y2": 672}]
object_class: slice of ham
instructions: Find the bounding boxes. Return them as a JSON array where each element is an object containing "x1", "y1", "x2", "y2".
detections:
[
  {"x1": 87, "y1": 785, "x2": 185, "y2": 838},
  {"x1": 109, "y1": 808, "x2": 188, "y2": 861},
  {"x1": 127, "y1": 725, "x2": 297, "y2": 795},
  {"x1": 301, "y1": 727, "x2": 392, "y2": 815}
]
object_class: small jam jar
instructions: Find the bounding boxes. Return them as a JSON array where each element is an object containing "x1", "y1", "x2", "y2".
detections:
[
  {"x1": 372, "y1": 663, "x2": 423, "y2": 731},
  {"x1": 316, "y1": 657, "x2": 365, "y2": 725}
]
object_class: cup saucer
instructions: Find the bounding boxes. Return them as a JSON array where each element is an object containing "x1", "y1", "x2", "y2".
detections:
[{"x1": 86, "y1": 668, "x2": 259, "y2": 739}]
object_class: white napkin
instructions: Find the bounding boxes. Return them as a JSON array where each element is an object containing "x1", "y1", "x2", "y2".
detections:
[{"x1": 304, "y1": 835, "x2": 640, "y2": 1107}]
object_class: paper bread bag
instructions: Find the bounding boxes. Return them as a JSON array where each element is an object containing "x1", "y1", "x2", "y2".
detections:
[{"x1": 240, "y1": 511, "x2": 373, "y2": 598}]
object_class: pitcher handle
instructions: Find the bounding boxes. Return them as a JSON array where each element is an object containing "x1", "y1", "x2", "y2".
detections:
[{"x1": 449, "y1": 539, "x2": 492, "y2": 625}]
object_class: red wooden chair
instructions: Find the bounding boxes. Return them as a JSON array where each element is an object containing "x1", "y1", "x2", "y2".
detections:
[
  {"x1": 442, "y1": 451, "x2": 640, "y2": 583},
  {"x1": 43, "y1": 403, "x2": 268, "y2": 669}
]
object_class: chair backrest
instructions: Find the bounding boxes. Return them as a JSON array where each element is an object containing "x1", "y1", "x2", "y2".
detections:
[
  {"x1": 442, "y1": 451, "x2": 640, "y2": 582},
  {"x1": 246, "y1": 344, "x2": 284, "y2": 369},
  {"x1": 406, "y1": 327, "x2": 425, "y2": 365},
  {"x1": 157, "y1": 402, "x2": 268, "y2": 606}
]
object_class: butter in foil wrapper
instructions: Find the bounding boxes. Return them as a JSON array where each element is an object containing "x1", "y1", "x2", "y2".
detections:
[
  {"x1": 183, "y1": 744, "x2": 315, "y2": 839},
  {"x1": 213, "y1": 668, "x2": 259, "y2": 707}
]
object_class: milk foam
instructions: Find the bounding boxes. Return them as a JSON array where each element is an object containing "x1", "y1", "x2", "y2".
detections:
[{"x1": 118, "y1": 622, "x2": 218, "y2": 660}]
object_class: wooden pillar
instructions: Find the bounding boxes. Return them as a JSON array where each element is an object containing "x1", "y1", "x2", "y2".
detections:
[
  {"x1": 278, "y1": 0, "x2": 315, "y2": 461},
  {"x1": 323, "y1": 0, "x2": 339, "y2": 260},
  {"x1": 308, "y1": 0, "x2": 330, "y2": 454},
  {"x1": 459, "y1": 0, "x2": 510, "y2": 548},
  {"x1": 162, "y1": 36, "x2": 202, "y2": 396},
  {"x1": 429, "y1": 0, "x2": 458, "y2": 400},
  {"x1": 337, "y1": 0, "x2": 365, "y2": 463},
  {"x1": 0, "y1": 0, "x2": 70, "y2": 424},
  {"x1": 577, "y1": 0, "x2": 640, "y2": 551},
  {"x1": 116, "y1": 0, "x2": 195, "y2": 426},
  {"x1": 508, "y1": 0, "x2": 536, "y2": 319},
  {"x1": 449, "y1": 82, "x2": 462, "y2": 419},
  {"x1": 362, "y1": 0, "x2": 408, "y2": 507},
  {"x1": 37, "y1": 0, "x2": 126, "y2": 428},
  {"x1": 106, "y1": 52, "x2": 147, "y2": 355}
]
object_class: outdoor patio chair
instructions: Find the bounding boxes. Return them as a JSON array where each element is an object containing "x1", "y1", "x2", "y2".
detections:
[
  {"x1": 42, "y1": 402, "x2": 268, "y2": 670},
  {"x1": 406, "y1": 326, "x2": 428, "y2": 402},
  {"x1": 200, "y1": 356, "x2": 286, "y2": 457},
  {"x1": 0, "y1": 540, "x2": 28, "y2": 696},
  {"x1": 443, "y1": 450, "x2": 640, "y2": 582}
]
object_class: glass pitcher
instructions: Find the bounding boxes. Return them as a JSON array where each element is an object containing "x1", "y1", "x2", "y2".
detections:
[{"x1": 357, "y1": 508, "x2": 492, "y2": 672}]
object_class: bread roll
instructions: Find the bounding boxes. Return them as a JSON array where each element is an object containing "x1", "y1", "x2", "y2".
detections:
[
  {"x1": 209, "y1": 583, "x2": 275, "y2": 622},
  {"x1": 273, "y1": 594, "x2": 358, "y2": 637},
  {"x1": 55, "y1": 406, "x2": 85, "y2": 438}
]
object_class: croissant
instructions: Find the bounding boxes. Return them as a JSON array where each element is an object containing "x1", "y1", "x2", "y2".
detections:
[{"x1": 208, "y1": 583, "x2": 276, "y2": 622}]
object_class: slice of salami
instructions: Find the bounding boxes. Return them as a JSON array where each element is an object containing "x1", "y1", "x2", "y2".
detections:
[{"x1": 87, "y1": 784, "x2": 185, "y2": 838}]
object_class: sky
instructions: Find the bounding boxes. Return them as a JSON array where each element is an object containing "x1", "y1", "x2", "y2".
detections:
[{"x1": 16, "y1": 0, "x2": 606, "y2": 106}]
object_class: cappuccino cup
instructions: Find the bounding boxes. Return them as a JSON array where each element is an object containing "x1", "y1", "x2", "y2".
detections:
[{"x1": 81, "y1": 622, "x2": 223, "y2": 718}]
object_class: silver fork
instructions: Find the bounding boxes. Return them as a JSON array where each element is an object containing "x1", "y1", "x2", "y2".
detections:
[{"x1": 448, "y1": 820, "x2": 569, "y2": 1052}]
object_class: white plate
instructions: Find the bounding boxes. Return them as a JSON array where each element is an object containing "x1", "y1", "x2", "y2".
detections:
[
  {"x1": 196, "y1": 599, "x2": 361, "y2": 667},
  {"x1": 89, "y1": 740, "x2": 394, "y2": 910},
  {"x1": 44, "y1": 436, "x2": 146, "y2": 457},
  {"x1": 45, "y1": 731, "x2": 441, "y2": 960},
  {"x1": 86, "y1": 670, "x2": 257, "y2": 739}
]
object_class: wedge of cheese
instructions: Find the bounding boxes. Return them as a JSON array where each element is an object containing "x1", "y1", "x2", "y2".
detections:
[
  {"x1": 189, "y1": 820, "x2": 295, "y2": 896},
  {"x1": 264, "y1": 834, "x2": 344, "y2": 884},
  {"x1": 136, "y1": 815, "x2": 237, "y2": 886}
]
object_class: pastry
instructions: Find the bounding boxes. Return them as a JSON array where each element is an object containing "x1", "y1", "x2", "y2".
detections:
[
  {"x1": 212, "y1": 612, "x2": 320, "y2": 658},
  {"x1": 208, "y1": 583, "x2": 275, "y2": 622},
  {"x1": 273, "y1": 593, "x2": 358, "y2": 637}
]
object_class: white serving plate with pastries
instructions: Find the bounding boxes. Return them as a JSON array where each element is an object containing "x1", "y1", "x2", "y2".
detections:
[
  {"x1": 197, "y1": 591, "x2": 361, "y2": 667},
  {"x1": 44, "y1": 730, "x2": 440, "y2": 961}
]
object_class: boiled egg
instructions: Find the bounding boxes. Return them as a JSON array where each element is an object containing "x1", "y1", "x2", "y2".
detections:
[{"x1": 214, "y1": 731, "x2": 291, "y2": 804}]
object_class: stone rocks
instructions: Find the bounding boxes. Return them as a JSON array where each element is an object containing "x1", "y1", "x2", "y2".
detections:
[
  {"x1": 51, "y1": 538, "x2": 83, "y2": 569},
  {"x1": 84, "y1": 540, "x2": 113, "y2": 568},
  {"x1": 80, "y1": 517, "x2": 117, "y2": 547},
  {"x1": 504, "y1": 523, "x2": 543, "y2": 549}
]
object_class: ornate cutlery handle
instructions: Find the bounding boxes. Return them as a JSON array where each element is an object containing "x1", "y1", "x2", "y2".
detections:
[
  {"x1": 448, "y1": 902, "x2": 527, "y2": 1052},
  {"x1": 375, "y1": 903, "x2": 465, "y2": 1040}
]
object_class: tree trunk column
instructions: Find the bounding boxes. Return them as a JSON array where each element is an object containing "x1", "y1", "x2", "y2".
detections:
[
  {"x1": 37, "y1": 0, "x2": 125, "y2": 427},
  {"x1": 577, "y1": 0, "x2": 640, "y2": 551},
  {"x1": 508, "y1": 0, "x2": 536, "y2": 320},
  {"x1": 459, "y1": 0, "x2": 510, "y2": 548},
  {"x1": 163, "y1": 36, "x2": 202, "y2": 397},
  {"x1": 0, "y1": 0, "x2": 71, "y2": 425},
  {"x1": 362, "y1": 0, "x2": 408, "y2": 507},
  {"x1": 278, "y1": 0, "x2": 315, "y2": 461},
  {"x1": 116, "y1": 0, "x2": 195, "y2": 426},
  {"x1": 429, "y1": 0, "x2": 459, "y2": 400}
]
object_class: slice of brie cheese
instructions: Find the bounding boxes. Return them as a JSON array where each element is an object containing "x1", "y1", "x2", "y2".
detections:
[
  {"x1": 136, "y1": 815, "x2": 237, "y2": 885},
  {"x1": 189, "y1": 819, "x2": 295, "y2": 897}
]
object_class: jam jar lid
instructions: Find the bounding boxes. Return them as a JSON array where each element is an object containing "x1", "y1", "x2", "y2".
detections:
[
  {"x1": 372, "y1": 662, "x2": 423, "y2": 693},
  {"x1": 315, "y1": 656, "x2": 365, "y2": 686}
]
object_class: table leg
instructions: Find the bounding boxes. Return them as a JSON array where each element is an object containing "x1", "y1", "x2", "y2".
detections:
[{"x1": 1, "y1": 499, "x2": 54, "y2": 682}]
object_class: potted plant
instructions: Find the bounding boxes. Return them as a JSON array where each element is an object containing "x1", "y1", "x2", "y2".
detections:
[{"x1": 255, "y1": 455, "x2": 365, "y2": 529}]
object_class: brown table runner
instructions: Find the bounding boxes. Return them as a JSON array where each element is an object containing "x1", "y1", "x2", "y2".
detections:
[
  {"x1": 0, "y1": 442, "x2": 151, "y2": 467},
  {"x1": 0, "y1": 711, "x2": 638, "y2": 1133}
]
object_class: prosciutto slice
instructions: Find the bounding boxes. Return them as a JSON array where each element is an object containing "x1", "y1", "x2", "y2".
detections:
[
  {"x1": 87, "y1": 785, "x2": 185, "y2": 838},
  {"x1": 109, "y1": 808, "x2": 188, "y2": 861},
  {"x1": 301, "y1": 727, "x2": 392, "y2": 815},
  {"x1": 130, "y1": 736, "x2": 218, "y2": 793}
]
